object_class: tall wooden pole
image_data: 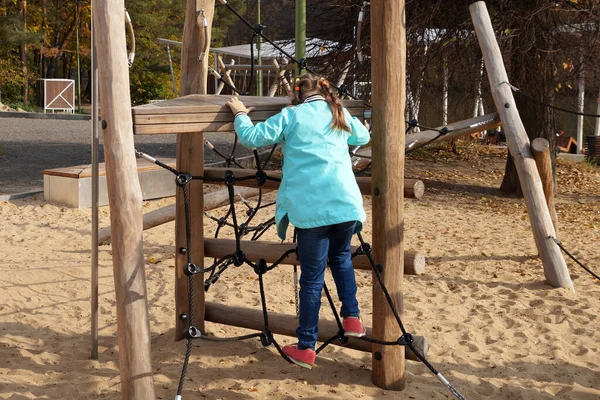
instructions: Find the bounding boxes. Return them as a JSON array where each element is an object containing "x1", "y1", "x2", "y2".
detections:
[
  {"x1": 531, "y1": 138, "x2": 559, "y2": 233},
  {"x1": 175, "y1": 0, "x2": 215, "y2": 341},
  {"x1": 92, "y1": 1, "x2": 156, "y2": 398},
  {"x1": 294, "y1": 0, "x2": 306, "y2": 75},
  {"x1": 470, "y1": 2, "x2": 573, "y2": 291},
  {"x1": 370, "y1": 0, "x2": 406, "y2": 390}
]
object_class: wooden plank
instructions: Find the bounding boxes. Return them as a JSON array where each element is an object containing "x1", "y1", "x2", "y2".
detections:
[
  {"x1": 204, "y1": 302, "x2": 428, "y2": 362},
  {"x1": 133, "y1": 107, "x2": 364, "y2": 135},
  {"x1": 43, "y1": 158, "x2": 176, "y2": 178},
  {"x1": 135, "y1": 108, "x2": 364, "y2": 125},
  {"x1": 470, "y1": 2, "x2": 573, "y2": 291},
  {"x1": 371, "y1": 0, "x2": 406, "y2": 390},
  {"x1": 203, "y1": 238, "x2": 426, "y2": 275},
  {"x1": 133, "y1": 94, "x2": 363, "y2": 115},
  {"x1": 93, "y1": 1, "x2": 156, "y2": 398}
]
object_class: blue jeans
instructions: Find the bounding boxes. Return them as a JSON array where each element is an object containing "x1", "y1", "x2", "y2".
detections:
[{"x1": 296, "y1": 221, "x2": 360, "y2": 350}]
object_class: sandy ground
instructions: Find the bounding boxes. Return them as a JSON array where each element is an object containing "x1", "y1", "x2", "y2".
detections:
[{"x1": 0, "y1": 144, "x2": 599, "y2": 399}]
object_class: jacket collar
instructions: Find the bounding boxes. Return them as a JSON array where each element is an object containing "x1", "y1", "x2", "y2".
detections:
[{"x1": 303, "y1": 94, "x2": 326, "y2": 103}]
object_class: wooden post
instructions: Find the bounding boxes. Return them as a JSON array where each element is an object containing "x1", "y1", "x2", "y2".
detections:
[
  {"x1": 531, "y1": 138, "x2": 559, "y2": 233},
  {"x1": 370, "y1": 0, "x2": 406, "y2": 390},
  {"x1": 92, "y1": 1, "x2": 156, "y2": 398},
  {"x1": 175, "y1": 0, "x2": 215, "y2": 341},
  {"x1": 470, "y1": 2, "x2": 573, "y2": 291}
]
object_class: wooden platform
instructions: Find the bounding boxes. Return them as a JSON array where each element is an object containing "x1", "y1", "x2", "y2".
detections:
[
  {"x1": 132, "y1": 94, "x2": 365, "y2": 135},
  {"x1": 43, "y1": 158, "x2": 177, "y2": 208}
]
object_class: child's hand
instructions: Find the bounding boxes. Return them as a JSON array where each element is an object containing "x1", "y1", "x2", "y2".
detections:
[{"x1": 226, "y1": 97, "x2": 255, "y2": 115}]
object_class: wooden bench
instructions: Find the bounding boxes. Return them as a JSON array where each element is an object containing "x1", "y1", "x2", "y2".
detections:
[
  {"x1": 556, "y1": 136, "x2": 577, "y2": 154},
  {"x1": 43, "y1": 158, "x2": 176, "y2": 208}
]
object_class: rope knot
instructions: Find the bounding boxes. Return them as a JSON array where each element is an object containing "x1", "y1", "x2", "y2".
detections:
[
  {"x1": 253, "y1": 258, "x2": 268, "y2": 275},
  {"x1": 233, "y1": 250, "x2": 245, "y2": 267},
  {"x1": 357, "y1": 243, "x2": 372, "y2": 256},
  {"x1": 260, "y1": 329, "x2": 273, "y2": 347},
  {"x1": 398, "y1": 333, "x2": 414, "y2": 346},
  {"x1": 255, "y1": 170, "x2": 267, "y2": 187},
  {"x1": 336, "y1": 329, "x2": 349, "y2": 346},
  {"x1": 224, "y1": 170, "x2": 236, "y2": 186}
]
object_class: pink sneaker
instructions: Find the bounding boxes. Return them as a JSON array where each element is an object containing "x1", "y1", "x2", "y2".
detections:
[
  {"x1": 282, "y1": 345, "x2": 316, "y2": 369},
  {"x1": 343, "y1": 317, "x2": 366, "y2": 337}
]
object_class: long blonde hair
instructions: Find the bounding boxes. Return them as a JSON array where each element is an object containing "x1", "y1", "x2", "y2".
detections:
[{"x1": 291, "y1": 74, "x2": 351, "y2": 132}]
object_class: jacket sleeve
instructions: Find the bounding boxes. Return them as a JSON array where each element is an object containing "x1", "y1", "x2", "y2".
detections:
[
  {"x1": 233, "y1": 108, "x2": 292, "y2": 148},
  {"x1": 343, "y1": 108, "x2": 370, "y2": 146}
]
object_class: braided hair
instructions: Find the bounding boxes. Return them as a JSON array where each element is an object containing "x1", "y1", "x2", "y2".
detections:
[{"x1": 291, "y1": 74, "x2": 351, "y2": 132}]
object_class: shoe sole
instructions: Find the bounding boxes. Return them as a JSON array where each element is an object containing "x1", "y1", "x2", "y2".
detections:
[
  {"x1": 288, "y1": 357, "x2": 314, "y2": 369},
  {"x1": 344, "y1": 330, "x2": 366, "y2": 338}
]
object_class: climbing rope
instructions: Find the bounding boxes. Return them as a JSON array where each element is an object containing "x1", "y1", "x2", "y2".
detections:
[
  {"x1": 501, "y1": 81, "x2": 600, "y2": 118},
  {"x1": 550, "y1": 236, "x2": 600, "y2": 281},
  {"x1": 217, "y1": 0, "x2": 363, "y2": 103}
]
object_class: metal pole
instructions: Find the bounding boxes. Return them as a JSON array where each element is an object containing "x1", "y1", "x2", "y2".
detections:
[
  {"x1": 256, "y1": 0, "x2": 262, "y2": 95},
  {"x1": 576, "y1": 51, "x2": 585, "y2": 154},
  {"x1": 76, "y1": 0, "x2": 82, "y2": 113},
  {"x1": 295, "y1": 0, "x2": 306, "y2": 76},
  {"x1": 91, "y1": 9, "x2": 100, "y2": 360}
]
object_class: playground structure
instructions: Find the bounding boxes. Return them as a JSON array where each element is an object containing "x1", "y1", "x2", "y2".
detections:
[{"x1": 92, "y1": 1, "x2": 575, "y2": 399}]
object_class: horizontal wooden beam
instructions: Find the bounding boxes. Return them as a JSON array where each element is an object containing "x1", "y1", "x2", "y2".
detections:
[
  {"x1": 204, "y1": 238, "x2": 425, "y2": 275},
  {"x1": 132, "y1": 94, "x2": 365, "y2": 135},
  {"x1": 203, "y1": 168, "x2": 425, "y2": 200},
  {"x1": 406, "y1": 112, "x2": 501, "y2": 151},
  {"x1": 98, "y1": 186, "x2": 269, "y2": 245},
  {"x1": 204, "y1": 302, "x2": 428, "y2": 362}
]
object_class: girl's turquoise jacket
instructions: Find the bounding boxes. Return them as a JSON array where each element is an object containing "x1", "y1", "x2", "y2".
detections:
[{"x1": 233, "y1": 96, "x2": 370, "y2": 240}]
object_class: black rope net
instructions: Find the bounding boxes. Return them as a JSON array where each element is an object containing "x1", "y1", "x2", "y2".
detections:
[{"x1": 137, "y1": 136, "x2": 463, "y2": 400}]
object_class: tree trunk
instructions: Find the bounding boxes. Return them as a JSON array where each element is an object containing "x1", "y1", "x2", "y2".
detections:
[
  {"x1": 18, "y1": 0, "x2": 28, "y2": 105},
  {"x1": 40, "y1": 0, "x2": 47, "y2": 78},
  {"x1": 46, "y1": 10, "x2": 79, "y2": 78},
  {"x1": 500, "y1": 7, "x2": 555, "y2": 195}
]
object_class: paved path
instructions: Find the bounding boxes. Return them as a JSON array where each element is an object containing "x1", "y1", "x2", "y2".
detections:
[{"x1": 0, "y1": 116, "x2": 252, "y2": 195}]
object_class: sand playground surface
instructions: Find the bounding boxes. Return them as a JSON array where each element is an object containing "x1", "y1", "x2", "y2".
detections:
[{"x1": 0, "y1": 144, "x2": 599, "y2": 399}]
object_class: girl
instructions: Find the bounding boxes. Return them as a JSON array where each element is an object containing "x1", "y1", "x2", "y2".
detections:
[{"x1": 226, "y1": 74, "x2": 370, "y2": 369}]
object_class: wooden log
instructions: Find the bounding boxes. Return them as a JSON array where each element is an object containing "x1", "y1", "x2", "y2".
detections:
[
  {"x1": 98, "y1": 186, "x2": 267, "y2": 245},
  {"x1": 531, "y1": 138, "x2": 559, "y2": 233},
  {"x1": 371, "y1": 0, "x2": 406, "y2": 390},
  {"x1": 202, "y1": 168, "x2": 424, "y2": 199},
  {"x1": 267, "y1": 59, "x2": 283, "y2": 97},
  {"x1": 216, "y1": 56, "x2": 235, "y2": 95},
  {"x1": 405, "y1": 112, "x2": 501, "y2": 150},
  {"x1": 204, "y1": 302, "x2": 428, "y2": 362},
  {"x1": 470, "y1": 2, "x2": 573, "y2": 291},
  {"x1": 175, "y1": 0, "x2": 215, "y2": 342},
  {"x1": 204, "y1": 238, "x2": 426, "y2": 275},
  {"x1": 93, "y1": 1, "x2": 156, "y2": 398}
]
